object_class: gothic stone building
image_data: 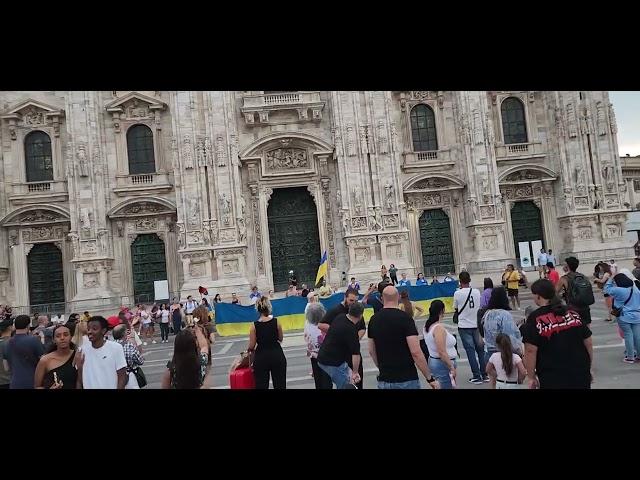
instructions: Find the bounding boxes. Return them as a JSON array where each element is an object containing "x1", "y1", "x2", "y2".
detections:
[{"x1": 0, "y1": 91, "x2": 631, "y2": 311}]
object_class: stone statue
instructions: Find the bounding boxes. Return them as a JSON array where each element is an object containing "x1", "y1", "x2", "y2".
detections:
[
  {"x1": 80, "y1": 208, "x2": 92, "y2": 231},
  {"x1": 67, "y1": 232, "x2": 80, "y2": 257},
  {"x1": 353, "y1": 186, "x2": 363, "y2": 215},
  {"x1": 219, "y1": 193, "x2": 231, "y2": 226},
  {"x1": 177, "y1": 223, "x2": 186, "y2": 249},
  {"x1": 239, "y1": 195, "x2": 246, "y2": 217},
  {"x1": 237, "y1": 217, "x2": 247, "y2": 243},
  {"x1": 374, "y1": 207, "x2": 383, "y2": 230},
  {"x1": 341, "y1": 210, "x2": 350, "y2": 236},
  {"x1": 602, "y1": 164, "x2": 615, "y2": 192},
  {"x1": 384, "y1": 182, "x2": 394, "y2": 211},
  {"x1": 188, "y1": 198, "x2": 199, "y2": 228},
  {"x1": 97, "y1": 229, "x2": 108, "y2": 255},
  {"x1": 77, "y1": 145, "x2": 89, "y2": 177}
]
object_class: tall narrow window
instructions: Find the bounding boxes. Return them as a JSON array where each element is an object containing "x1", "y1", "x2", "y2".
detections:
[
  {"x1": 25, "y1": 131, "x2": 53, "y2": 182},
  {"x1": 127, "y1": 125, "x2": 155, "y2": 174},
  {"x1": 410, "y1": 105, "x2": 438, "y2": 152},
  {"x1": 501, "y1": 97, "x2": 528, "y2": 144}
]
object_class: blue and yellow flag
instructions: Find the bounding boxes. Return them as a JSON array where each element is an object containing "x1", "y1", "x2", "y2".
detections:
[{"x1": 315, "y1": 251, "x2": 328, "y2": 286}]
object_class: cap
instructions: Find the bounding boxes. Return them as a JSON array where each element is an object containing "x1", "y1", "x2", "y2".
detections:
[{"x1": 107, "y1": 315, "x2": 121, "y2": 329}]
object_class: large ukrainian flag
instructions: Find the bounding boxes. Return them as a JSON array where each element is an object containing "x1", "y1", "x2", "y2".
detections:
[
  {"x1": 315, "y1": 251, "x2": 328, "y2": 287},
  {"x1": 214, "y1": 281, "x2": 458, "y2": 337}
]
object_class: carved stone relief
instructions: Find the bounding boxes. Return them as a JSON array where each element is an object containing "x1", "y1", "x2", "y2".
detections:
[
  {"x1": 354, "y1": 247, "x2": 371, "y2": 264},
  {"x1": 222, "y1": 259, "x2": 239, "y2": 275}
]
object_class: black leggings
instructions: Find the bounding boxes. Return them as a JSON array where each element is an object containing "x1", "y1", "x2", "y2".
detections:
[
  {"x1": 253, "y1": 347, "x2": 287, "y2": 389},
  {"x1": 390, "y1": 274, "x2": 398, "y2": 286},
  {"x1": 160, "y1": 323, "x2": 170, "y2": 341},
  {"x1": 311, "y1": 357, "x2": 333, "y2": 389}
]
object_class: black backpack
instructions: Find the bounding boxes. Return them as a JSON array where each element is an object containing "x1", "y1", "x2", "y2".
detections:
[{"x1": 566, "y1": 272, "x2": 595, "y2": 307}]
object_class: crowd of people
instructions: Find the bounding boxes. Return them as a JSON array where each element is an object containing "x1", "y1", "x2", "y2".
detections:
[
  {"x1": 0, "y1": 297, "x2": 217, "y2": 389},
  {"x1": 2, "y1": 253, "x2": 638, "y2": 390}
]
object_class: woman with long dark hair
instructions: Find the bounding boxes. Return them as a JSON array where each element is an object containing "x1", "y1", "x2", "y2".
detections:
[
  {"x1": 478, "y1": 286, "x2": 522, "y2": 364},
  {"x1": 424, "y1": 300, "x2": 458, "y2": 389},
  {"x1": 480, "y1": 278, "x2": 493, "y2": 309},
  {"x1": 486, "y1": 333, "x2": 526, "y2": 389},
  {"x1": 594, "y1": 262, "x2": 613, "y2": 322},
  {"x1": 522, "y1": 279, "x2": 593, "y2": 389},
  {"x1": 416, "y1": 273, "x2": 427, "y2": 286},
  {"x1": 161, "y1": 327, "x2": 210, "y2": 389},
  {"x1": 398, "y1": 290, "x2": 424, "y2": 319},
  {"x1": 604, "y1": 271, "x2": 640, "y2": 363},
  {"x1": 248, "y1": 297, "x2": 287, "y2": 389},
  {"x1": 213, "y1": 294, "x2": 222, "y2": 304},
  {"x1": 34, "y1": 324, "x2": 78, "y2": 389}
]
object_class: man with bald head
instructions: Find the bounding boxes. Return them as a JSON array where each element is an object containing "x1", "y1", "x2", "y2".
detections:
[{"x1": 367, "y1": 285, "x2": 439, "y2": 389}]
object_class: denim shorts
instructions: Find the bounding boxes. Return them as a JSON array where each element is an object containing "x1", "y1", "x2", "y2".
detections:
[
  {"x1": 428, "y1": 357, "x2": 457, "y2": 389},
  {"x1": 377, "y1": 379, "x2": 421, "y2": 389}
]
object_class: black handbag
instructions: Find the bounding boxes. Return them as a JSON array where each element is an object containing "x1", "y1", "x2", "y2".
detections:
[
  {"x1": 453, "y1": 288, "x2": 473, "y2": 324},
  {"x1": 132, "y1": 367, "x2": 147, "y2": 388},
  {"x1": 611, "y1": 287, "x2": 633, "y2": 318}
]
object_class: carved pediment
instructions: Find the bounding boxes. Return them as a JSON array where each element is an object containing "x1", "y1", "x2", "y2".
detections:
[
  {"x1": 108, "y1": 198, "x2": 177, "y2": 219},
  {"x1": 504, "y1": 169, "x2": 543, "y2": 181},
  {"x1": 105, "y1": 91, "x2": 167, "y2": 115},
  {"x1": 265, "y1": 147, "x2": 309, "y2": 171},
  {"x1": 411, "y1": 178, "x2": 451, "y2": 189},
  {"x1": 2, "y1": 99, "x2": 64, "y2": 120},
  {"x1": 1, "y1": 99, "x2": 65, "y2": 138},
  {"x1": 499, "y1": 166, "x2": 558, "y2": 184},
  {"x1": 404, "y1": 174, "x2": 464, "y2": 191},
  {"x1": 0, "y1": 206, "x2": 71, "y2": 227}
]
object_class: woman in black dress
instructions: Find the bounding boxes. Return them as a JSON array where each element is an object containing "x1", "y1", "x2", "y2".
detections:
[
  {"x1": 248, "y1": 297, "x2": 287, "y2": 389},
  {"x1": 34, "y1": 324, "x2": 78, "y2": 389}
]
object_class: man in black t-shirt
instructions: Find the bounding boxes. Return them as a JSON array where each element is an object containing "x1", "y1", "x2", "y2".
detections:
[
  {"x1": 319, "y1": 288, "x2": 364, "y2": 387},
  {"x1": 523, "y1": 279, "x2": 593, "y2": 389},
  {"x1": 317, "y1": 302, "x2": 364, "y2": 389},
  {"x1": 368, "y1": 286, "x2": 438, "y2": 389}
]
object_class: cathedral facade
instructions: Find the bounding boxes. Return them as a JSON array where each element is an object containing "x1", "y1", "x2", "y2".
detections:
[{"x1": 0, "y1": 91, "x2": 631, "y2": 312}]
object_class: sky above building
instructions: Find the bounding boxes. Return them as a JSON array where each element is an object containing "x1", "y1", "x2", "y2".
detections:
[{"x1": 609, "y1": 91, "x2": 640, "y2": 157}]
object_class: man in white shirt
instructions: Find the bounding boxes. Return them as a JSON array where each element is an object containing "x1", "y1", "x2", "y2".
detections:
[
  {"x1": 453, "y1": 272, "x2": 486, "y2": 385},
  {"x1": 184, "y1": 295, "x2": 198, "y2": 326},
  {"x1": 76, "y1": 316, "x2": 127, "y2": 389},
  {"x1": 537, "y1": 249, "x2": 548, "y2": 278},
  {"x1": 546, "y1": 249, "x2": 557, "y2": 268}
]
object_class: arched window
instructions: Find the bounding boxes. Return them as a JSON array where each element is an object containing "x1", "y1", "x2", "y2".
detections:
[
  {"x1": 501, "y1": 97, "x2": 528, "y2": 144},
  {"x1": 127, "y1": 125, "x2": 155, "y2": 174},
  {"x1": 410, "y1": 105, "x2": 438, "y2": 152},
  {"x1": 24, "y1": 131, "x2": 53, "y2": 182}
]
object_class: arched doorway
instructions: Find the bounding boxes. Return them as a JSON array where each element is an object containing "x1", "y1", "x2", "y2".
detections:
[
  {"x1": 131, "y1": 233, "x2": 167, "y2": 304},
  {"x1": 510, "y1": 200, "x2": 544, "y2": 258},
  {"x1": 419, "y1": 209, "x2": 454, "y2": 275},
  {"x1": 267, "y1": 187, "x2": 321, "y2": 291},
  {"x1": 28, "y1": 243, "x2": 65, "y2": 310}
]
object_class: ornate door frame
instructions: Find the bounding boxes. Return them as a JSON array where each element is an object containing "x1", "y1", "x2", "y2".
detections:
[
  {"x1": 499, "y1": 165, "x2": 558, "y2": 257},
  {"x1": 108, "y1": 198, "x2": 178, "y2": 304},
  {"x1": 0, "y1": 205, "x2": 73, "y2": 308},
  {"x1": 240, "y1": 132, "x2": 334, "y2": 291},
  {"x1": 403, "y1": 174, "x2": 465, "y2": 275}
]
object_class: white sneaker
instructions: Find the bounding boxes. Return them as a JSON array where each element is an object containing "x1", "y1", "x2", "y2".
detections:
[
  {"x1": 143, "y1": 342, "x2": 147, "y2": 346},
  {"x1": 152, "y1": 340, "x2": 157, "y2": 344}
]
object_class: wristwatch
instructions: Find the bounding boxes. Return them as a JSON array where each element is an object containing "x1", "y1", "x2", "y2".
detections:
[{"x1": 426, "y1": 376, "x2": 436, "y2": 384}]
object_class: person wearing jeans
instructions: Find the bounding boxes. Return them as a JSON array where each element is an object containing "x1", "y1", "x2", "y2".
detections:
[
  {"x1": 317, "y1": 302, "x2": 363, "y2": 389},
  {"x1": 604, "y1": 271, "x2": 640, "y2": 363},
  {"x1": 453, "y1": 271, "x2": 487, "y2": 383}
]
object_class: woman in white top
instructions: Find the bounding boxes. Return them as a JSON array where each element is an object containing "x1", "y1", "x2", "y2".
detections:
[
  {"x1": 424, "y1": 300, "x2": 458, "y2": 389},
  {"x1": 140, "y1": 306, "x2": 153, "y2": 346},
  {"x1": 304, "y1": 302, "x2": 332, "y2": 389},
  {"x1": 159, "y1": 304, "x2": 171, "y2": 343},
  {"x1": 486, "y1": 333, "x2": 526, "y2": 389}
]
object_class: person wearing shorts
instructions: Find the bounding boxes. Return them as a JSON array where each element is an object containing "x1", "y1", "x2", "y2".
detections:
[{"x1": 502, "y1": 264, "x2": 521, "y2": 311}]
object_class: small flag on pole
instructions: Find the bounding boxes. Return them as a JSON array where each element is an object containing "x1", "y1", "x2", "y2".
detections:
[{"x1": 315, "y1": 251, "x2": 328, "y2": 287}]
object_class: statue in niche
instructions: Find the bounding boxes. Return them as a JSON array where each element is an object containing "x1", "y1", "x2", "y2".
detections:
[
  {"x1": 219, "y1": 193, "x2": 231, "y2": 226},
  {"x1": 602, "y1": 163, "x2": 615, "y2": 192},
  {"x1": 353, "y1": 186, "x2": 363, "y2": 215},
  {"x1": 384, "y1": 182, "x2": 394, "y2": 210}
]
